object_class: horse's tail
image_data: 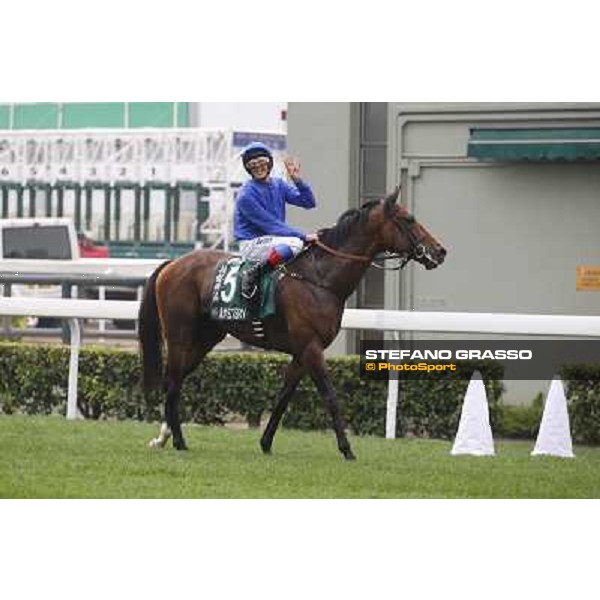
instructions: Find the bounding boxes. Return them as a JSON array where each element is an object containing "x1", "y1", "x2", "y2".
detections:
[{"x1": 138, "y1": 260, "x2": 172, "y2": 397}]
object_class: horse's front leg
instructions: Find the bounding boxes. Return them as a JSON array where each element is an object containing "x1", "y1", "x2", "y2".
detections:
[
  {"x1": 260, "y1": 359, "x2": 305, "y2": 455},
  {"x1": 301, "y1": 342, "x2": 356, "y2": 461}
]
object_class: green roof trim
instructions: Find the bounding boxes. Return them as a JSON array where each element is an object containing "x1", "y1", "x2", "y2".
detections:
[{"x1": 468, "y1": 128, "x2": 600, "y2": 161}]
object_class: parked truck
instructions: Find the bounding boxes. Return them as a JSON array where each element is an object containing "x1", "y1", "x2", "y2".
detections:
[
  {"x1": 0, "y1": 217, "x2": 164, "y2": 328},
  {"x1": 0, "y1": 217, "x2": 162, "y2": 276}
]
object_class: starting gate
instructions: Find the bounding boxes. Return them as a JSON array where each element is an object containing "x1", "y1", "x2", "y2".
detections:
[{"x1": 0, "y1": 128, "x2": 287, "y2": 256}]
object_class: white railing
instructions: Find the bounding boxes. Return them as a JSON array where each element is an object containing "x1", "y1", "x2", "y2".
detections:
[
  {"x1": 2, "y1": 297, "x2": 600, "y2": 434},
  {"x1": 341, "y1": 309, "x2": 600, "y2": 337},
  {"x1": 0, "y1": 297, "x2": 138, "y2": 419}
]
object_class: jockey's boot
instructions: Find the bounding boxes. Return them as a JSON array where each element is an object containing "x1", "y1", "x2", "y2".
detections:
[{"x1": 241, "y1": 261, "x2": 264, "y2": 303}]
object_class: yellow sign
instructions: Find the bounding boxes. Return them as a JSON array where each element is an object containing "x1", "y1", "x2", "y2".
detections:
[{"x1": 577, "y1": 266, "x2": 600, "y2": 291}]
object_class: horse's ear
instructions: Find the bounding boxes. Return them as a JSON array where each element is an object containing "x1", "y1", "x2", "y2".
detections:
[
  {"x1": 383, "y1": 186, "x2": 401, "y2": 215},
  {"x1": 385, "y1": 186, "x2": 400, "y2": 205}
]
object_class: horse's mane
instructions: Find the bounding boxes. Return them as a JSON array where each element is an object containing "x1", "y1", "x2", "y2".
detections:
[{"x1": 317, "y1": 199, "x2": 381, "y2": 248}]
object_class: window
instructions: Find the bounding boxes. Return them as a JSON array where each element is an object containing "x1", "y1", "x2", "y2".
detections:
[{"x1": 3, "y1": 225, "x2": 72, "y2": 259}]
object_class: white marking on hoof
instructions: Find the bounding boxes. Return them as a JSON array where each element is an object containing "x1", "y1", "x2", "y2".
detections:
[{"x1": 148, "y1": 423, "x2": 172, "y2": 449}]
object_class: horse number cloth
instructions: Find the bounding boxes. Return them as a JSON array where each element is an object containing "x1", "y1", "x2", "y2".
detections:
[{"x1": 209, "y1": 257, "x2": 281, "y2": 321}]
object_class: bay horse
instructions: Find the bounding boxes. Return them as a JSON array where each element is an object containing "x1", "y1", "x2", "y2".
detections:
[{"x1": 138, "y1": 188, "x2": 446, "y2": 460}]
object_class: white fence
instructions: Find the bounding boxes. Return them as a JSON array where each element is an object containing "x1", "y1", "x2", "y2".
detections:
[{"x1": 2, "y1": 297, "x2": 600, "y2": 435}]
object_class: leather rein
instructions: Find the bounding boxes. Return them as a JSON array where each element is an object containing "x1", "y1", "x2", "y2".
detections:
[
  {"x1": 311, "y1": 215, "x2": 428, "y2": 271},
  {"x1": 281, "y1": 213, "x2": 428, "y2": 291},
  {"x1": 313, "y1": 239, "x2": 371, "y2": 263}
]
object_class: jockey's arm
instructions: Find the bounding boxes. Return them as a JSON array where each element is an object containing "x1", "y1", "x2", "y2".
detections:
[
  {"x1": 283, "y1": 179, "x2": 316, "y2": 209},
  {"x1": 237, "y1": 194, "x2": 307, "y2": 240}
]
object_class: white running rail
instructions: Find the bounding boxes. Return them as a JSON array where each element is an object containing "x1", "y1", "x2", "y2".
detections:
[{"x1": 2, "y1": 297, "x2": 600, "y2": 432}]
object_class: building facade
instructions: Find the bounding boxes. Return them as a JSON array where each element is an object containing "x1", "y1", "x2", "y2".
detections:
[
  {"x1": 288, "y1": 103, "x2": 600, "y2": 401},
  {"x1": 386, "y1": 103, "x2": 600, "y2": 319}
]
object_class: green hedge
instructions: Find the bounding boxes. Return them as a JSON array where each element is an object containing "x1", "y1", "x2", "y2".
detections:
[
  {"x1": 560, "y1": 365, "x2": 600, "y2": 445},
  {"x1": 282, "y1": 359, "x2": 504, "y2": 439},
  {"x1": 0, "y1": 342, "x2": 504, "y2": 439},
  {"x1": 495, "y1": 395, "x2": 544, "y2": 440}
]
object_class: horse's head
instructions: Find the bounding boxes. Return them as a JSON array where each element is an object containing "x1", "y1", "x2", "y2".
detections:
[{"x1": 374, "y1": 188, "x2": 447, "y2": 269}]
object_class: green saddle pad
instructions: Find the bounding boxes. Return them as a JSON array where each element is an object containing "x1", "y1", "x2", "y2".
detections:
[{"x1": 209, "y1": 257, "x2": 281, "y2": 321}]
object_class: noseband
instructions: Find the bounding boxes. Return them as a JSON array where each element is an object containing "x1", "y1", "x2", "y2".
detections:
[
  {"x1": 369, "y1": 214, "x2": 432, "y2": 271},
  {"x1": 392, "y1": 215, "x2": 431, "y2": 266}
]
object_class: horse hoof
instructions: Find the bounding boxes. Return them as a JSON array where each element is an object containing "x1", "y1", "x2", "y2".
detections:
[
  {"x1": 149, "y1": 438, "x2": 164, "y2": 449},
  {"x1": 174, "y1": 443, "x2": 188, "y2": 451},
  {"x1": 260, "y1": 441, "x2": 272, "y2": 455},
  {"x1": 344, "y1": 453, "x2": 357, "y2": 461}
]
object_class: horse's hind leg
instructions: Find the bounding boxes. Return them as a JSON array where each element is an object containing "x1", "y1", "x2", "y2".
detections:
[
  {"x1": 152, "y1": 322, "x2": 225, "y2": 451},
  {"x1": 149, "y1": 422, "x2": 172, "y2": 449},
  {"x1": 149, "y1": 346, "x2": 193, "y2": 451},
  {"x1": 260, "y1": 359, "x2": 304, "y2": 455},
  {"x1": 165, "y1": 367, "x2": 188, "y2": 450},
  {"x1": 149, "y1": 357, "x2": 189, "y2": 450}
]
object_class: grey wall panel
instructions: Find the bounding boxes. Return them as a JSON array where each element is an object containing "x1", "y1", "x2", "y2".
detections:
[
  {"x1": 409, "y1": 163, "x2": 600, "y2": 316},
  {"x1": 286, "y1": 102, "x2": 354, "y2": 234},
  {"x1": 287, "y1": 102, "x2": 356, "y2": 355}
]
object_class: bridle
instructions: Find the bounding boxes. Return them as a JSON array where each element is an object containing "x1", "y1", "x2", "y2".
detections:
[
  {"x1": 310, "y1": 212, "x2": 431, "y2": 271},
  {"x1": 282, "y1": 210, "x2": 434, "y2": 295},
  {"x1": 373, "y1": 214, "x2": 432, "y2": 271}
]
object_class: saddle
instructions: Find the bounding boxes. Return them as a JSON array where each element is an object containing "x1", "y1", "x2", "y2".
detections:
[{"x1": 209, "y1": 257, "x2": 283, "y2": 322}]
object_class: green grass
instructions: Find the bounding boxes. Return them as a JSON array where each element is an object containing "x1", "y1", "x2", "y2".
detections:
[{"x1": 0, "y1": 415, "x2": 599, "y2": 498}]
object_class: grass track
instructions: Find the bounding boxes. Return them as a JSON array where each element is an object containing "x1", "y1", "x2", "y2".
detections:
[{"x1": 0, "y1": 415, "x2": 598, "y2": 498}]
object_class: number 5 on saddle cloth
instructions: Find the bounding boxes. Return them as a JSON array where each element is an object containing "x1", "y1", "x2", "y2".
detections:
[{"x1": 209, "y1": 236, "x2": 304, "y2": 322}]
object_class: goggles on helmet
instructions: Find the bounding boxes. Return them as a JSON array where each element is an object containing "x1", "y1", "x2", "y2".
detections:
[{"x1": 245, "y1": 157, "x2": 271, "y2": 170}]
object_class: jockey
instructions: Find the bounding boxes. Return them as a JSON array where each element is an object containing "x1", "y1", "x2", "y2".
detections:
[{"x1": 234, "y1": 141, "x2": 318, "y2": 302}]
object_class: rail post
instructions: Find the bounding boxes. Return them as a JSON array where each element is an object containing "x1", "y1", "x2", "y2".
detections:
[{"x1": 66, "y1": 317, "x2": 83, "y2": 420}]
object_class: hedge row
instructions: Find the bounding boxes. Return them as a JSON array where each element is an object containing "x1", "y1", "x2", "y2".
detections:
[
  {"x1": 559, "y1": 365, "x2": 600, "y2": 445},
  {"x1": 0, "y1": 342, "x2": 508, "y2": 439}
]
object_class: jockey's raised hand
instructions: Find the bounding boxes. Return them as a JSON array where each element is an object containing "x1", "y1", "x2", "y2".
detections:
[{"x1": 284, "y1": 157, "x2": 302, "y2": 182}]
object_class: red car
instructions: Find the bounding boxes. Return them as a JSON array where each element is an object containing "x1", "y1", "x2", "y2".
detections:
[{"x1": 78, "y1": 233, "x2": 109, "y2": 258}]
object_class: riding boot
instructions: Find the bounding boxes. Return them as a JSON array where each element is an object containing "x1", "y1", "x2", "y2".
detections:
[{"x1": 241, "y1": 261, "x2": 265, "y2": 302}]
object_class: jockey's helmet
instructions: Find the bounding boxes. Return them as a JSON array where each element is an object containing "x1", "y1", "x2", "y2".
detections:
[{"x1": 242, "y1": 142, "x2": 274, "y2": 176}]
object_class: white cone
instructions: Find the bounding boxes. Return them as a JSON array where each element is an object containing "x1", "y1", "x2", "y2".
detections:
[
  {"x1": 451, "y1": 371, "x2": 495, "y2": 456},
  {"x1": 531, "y1": 377, "x2": 575, "y2": 458}
]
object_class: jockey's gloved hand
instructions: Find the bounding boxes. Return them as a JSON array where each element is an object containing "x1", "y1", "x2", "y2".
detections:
[{"x1": 304, "y1": 233, "x2": 319, "y2": 244}]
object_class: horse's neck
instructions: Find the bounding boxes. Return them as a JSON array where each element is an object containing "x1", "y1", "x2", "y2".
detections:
[{"x1": 300, "y1": 234, "x2": 376, "y2": 301}]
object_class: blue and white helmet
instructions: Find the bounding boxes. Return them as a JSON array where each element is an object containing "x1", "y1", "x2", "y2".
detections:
[{"x1": 241, "y1": 142, "x2": 274, "y2": 175}]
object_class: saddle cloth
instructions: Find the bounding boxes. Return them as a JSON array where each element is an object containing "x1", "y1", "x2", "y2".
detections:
[{"x1": 209, "y1": 257, "x2": 282, "y2": 321}]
